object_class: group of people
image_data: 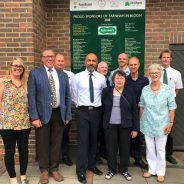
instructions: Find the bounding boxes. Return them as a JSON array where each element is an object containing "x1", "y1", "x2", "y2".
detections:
[{"x1": 0, "y1": 49, "x2": 182, "y2": 184}]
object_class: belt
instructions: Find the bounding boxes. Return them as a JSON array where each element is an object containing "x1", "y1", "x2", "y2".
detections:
[
  {"x1": 78, "y1": 106, "x2": 101, "y2": 110},
  {"x1": 52, "y1": 107, "x2": 60, "y2": 112}
]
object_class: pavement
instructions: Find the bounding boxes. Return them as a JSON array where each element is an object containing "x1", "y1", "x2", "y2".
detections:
[{"x1": 1, "y1": 150, "x2": 184, "y2": 184}]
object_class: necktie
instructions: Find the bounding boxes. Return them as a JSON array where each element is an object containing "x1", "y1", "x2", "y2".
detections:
[
  {"x1": 106, "y1": 76, "x2": 110, "y2": 87},
  {"x1": 163, "y1": 69, "x2": 168, "y2": 84},
  {"x1": 89, "y1": 72, "x2": 94, "y2": 103},
  {"x1": 48, "y1": 69, "x2": 57, "y2": 107}
]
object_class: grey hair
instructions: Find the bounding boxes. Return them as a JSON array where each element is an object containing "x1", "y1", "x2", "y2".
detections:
[{"x1": 148, "y1": 63, "x2": 163, "y2": 75}]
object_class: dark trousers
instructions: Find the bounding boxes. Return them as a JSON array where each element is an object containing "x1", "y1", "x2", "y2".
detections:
[
  {"x1": 166, "y1": 134, "x2": 173, "y2": 156},
  {"x1": 61, "y1": 122, "x2": 71, "y2": 159},
  {"x1": 1, "y1": 129, "x2": 31, "y2": 178},
  {"x1": 76, "y1": 106, "x2": 102, "y2": 175},
  {"x1": 130, "y1": 132, "x2": 143, "y2": 161},
  {"x1": 35, "y1": 109, "x2": 64, "y2": 173},
  {"x1": 105, "y1": 124, "x2": 131, "y2": 173},
  {"x1": 96, "y1": 119, "x2": 106, "y2": 159}
]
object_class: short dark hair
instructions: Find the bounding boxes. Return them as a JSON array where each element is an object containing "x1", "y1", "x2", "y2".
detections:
[
  {"x1": 159, "y1": 49, "x2": 172, "y2": 59},
  {"x1": 112, "y1": 70, "x2": 126, "y2": 83}
]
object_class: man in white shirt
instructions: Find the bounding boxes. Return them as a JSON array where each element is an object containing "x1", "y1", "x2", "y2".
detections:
[
  {"x1": 96, "y1": 61, "x2": 109, "y2": 163},
  {"x1": 159, "y1": 49, "x2": 183, "y2": 164},
  {"x1": 54, "y1": 54, "x2": 75, "y2": 166},
  {"x1": 72, "y1": 53, "x2": 106, "y2": 183},
  {"x1": 109, "y1": 53, "x2": 130, "y2": 85}
]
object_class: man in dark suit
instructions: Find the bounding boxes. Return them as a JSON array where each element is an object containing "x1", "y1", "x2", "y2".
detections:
[{"x1": 28, "y1": 49, "x2": 71, "y2": 184}]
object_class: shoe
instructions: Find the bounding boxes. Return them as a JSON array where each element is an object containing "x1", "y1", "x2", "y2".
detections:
[
  {"x1": 166, "y1": 155, "x2": 178, "y2": 164},
  {"x1": 49, "y1": 171, "x2": 64, "y2": 182},
  {"x1": 12, "y1": 181, "x2": 20, "y2": 184},
  {"x1": 39, "y1": 171, "x2": 49, "y2": 184},
  {"x1": 157, "y1": 176, "x2": 165, "y2": 183},
  {"x1": 62, "y1": 157, "x2": 73, "y2": 166},
  {"x1": 122, "y1": 171, "x2": 132, "y2": 181},
  {"x1": 96, "y1": 157, "x2": 103, "y2": 164},
  {"x1": 77, "y1": 174, "x2": 87, "y2": 183},
  {"x1": 21, "y1": 179, "x2": 29, "y2": 184},
  {"x1": 88, "y1": 167, "x2": 103, "y2": 175},
  {"x1": 134, "y1": 159, "x2": 148, "y2": 169},
  {"x1": 105, "y1": 170, "x2": 116, "y2": 180},
  {"x1": 143, "y1": 172, "x2": 152, "y2": 178}
]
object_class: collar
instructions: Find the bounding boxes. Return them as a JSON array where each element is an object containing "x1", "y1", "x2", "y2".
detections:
[
  {"x1": 85, "y1": 69, "x2": 97, "y2": 75},
  {"x1": 127, "y1": 74, "x2": 142, "y2": 80},
  {"x1": 44, "y1": 65, "x2": 56, "y2": 72},
  {"x1": 161, "y1": 66, "x2": 171, "y2": 71}
]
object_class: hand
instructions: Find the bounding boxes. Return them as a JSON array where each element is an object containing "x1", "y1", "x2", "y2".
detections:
[
  {"x1": 64, "y1": 120, "x2": 70, "y2": 125},
  {"x1": 164, "y1": 123, "x2": 173, "y2": 135},
  {"x1": 32, "y1": 119, "x2": 42, "y2": 128},
  {"x1": 131, "y1": 131, "x2": 138, "y2": 138}
]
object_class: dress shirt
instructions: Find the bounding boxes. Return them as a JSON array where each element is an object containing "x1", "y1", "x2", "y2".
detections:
[
  {"x1": 44, "y1": 66, "x2": 60, "y2": 107},
  {"x1": 160, "y1": 66, "x2": 183, "y2": 97},
  {"x1": 126, "y1": 74, "x2": 149, "y2": 105},
  {"x1": 139, "y1": 84, "x2": 177, "y2": 138},
  {"x1": 109, "y1": 66, "x2": 130, "y2": 85},
  {"x1": 71, "y1": 69, "x2": 106, "y2": 107},
  {"x1": 63, "y1": 70, "x2": 75, "y2": 86}
]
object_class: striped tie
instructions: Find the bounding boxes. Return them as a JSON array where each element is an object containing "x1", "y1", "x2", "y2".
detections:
[{"x1": 48, "y1": 69, "x2": 57, "y2": 107}]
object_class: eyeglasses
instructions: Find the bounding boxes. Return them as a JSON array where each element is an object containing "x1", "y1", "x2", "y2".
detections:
[
  {"x1": 11, "y1": 64, "x2": 24, "y2": 69},
  {"x1": 42, "y1": 56, "x2": 55, "y2": 59},
  {"x1": 150, "y1": 72, "x2": 160, "y2": 75}
]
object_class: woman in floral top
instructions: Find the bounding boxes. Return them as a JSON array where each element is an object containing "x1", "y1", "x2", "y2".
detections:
[
  {"x1": 0, "y1": 58, "x2": 31, "y2": 184},
  {"x1": 139, "y1": 63, "x2": 176, "y2": 183}
]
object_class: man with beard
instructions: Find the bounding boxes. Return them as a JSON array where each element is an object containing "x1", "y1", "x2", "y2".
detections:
[
  {"x1": 126, "y1": 56, "x2": 149, "y2": 169},
  {"x1": 71, "y1": 53, "x2": 106, "y2": 183}
]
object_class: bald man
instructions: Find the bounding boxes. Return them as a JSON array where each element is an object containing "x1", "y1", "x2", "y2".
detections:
[
  {"x1": 126, "y1": 56, "x2": 149, "y2": 169},
  {"x1": 97, "y1": 61, "x2": 110, "y2": 87},
  {"x1": 109, "y1": 53, "x2": 130, "y2": 85},
  {"x1": 54, "y1": 54, "x2": 74, "y2": 166},
  {"x1": 72, "y1": 53, "x2": 106, "y2": 183}
]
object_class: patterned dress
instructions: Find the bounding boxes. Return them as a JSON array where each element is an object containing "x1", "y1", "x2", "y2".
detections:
[{"x1": 0, "y1": 78, "x2": 30, "y2": 130}]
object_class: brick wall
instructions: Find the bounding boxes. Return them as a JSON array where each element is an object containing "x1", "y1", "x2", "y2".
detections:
[
  {"x1": 0, "y1": 0, "x2": 184, "y2": 162},
  {"x1": 46, "y1": 0, "x2": 71, "y2": 67},
  {"x1": 33, "y1": 0, "x2": 46, "y2": 68},
  {"x1": 145, "y1": 0, "x2": 184, "y2": 72},
  {"x1": 0, "y1": 0, "x2": 34, "y2": 74}
]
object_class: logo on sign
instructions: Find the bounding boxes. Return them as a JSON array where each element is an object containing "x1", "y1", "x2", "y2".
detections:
[
  {"x1": 125, "y1": 1, "x2": 143, "y2": 7},
  {"x1": 98, "y1": 26, "x2": 117, "y2": 35}
]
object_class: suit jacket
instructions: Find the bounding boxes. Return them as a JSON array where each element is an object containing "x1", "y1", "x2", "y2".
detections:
[
  {"x1": 28, "y1": 66, "x2": 71, "y2": 124},
  {"x1": 101, "y1": 86, "x2": 139, "y2": 131}
]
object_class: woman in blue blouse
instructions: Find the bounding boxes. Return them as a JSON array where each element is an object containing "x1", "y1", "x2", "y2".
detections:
[{"x1": 139, "y1": 63, "x2": 176, "y2": 183}]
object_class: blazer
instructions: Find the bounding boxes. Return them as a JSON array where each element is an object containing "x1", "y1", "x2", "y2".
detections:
[
  {"x1": 28, "y1": 66, "x2": 71, "y2": 124},
  {"x1": 101, "y1": 86, "x2": 139, "y2": 131}
]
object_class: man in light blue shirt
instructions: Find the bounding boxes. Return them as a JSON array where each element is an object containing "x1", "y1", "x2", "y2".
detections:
[{"x1": 109, "y1": 53, "x2": 130, "y2": 85}]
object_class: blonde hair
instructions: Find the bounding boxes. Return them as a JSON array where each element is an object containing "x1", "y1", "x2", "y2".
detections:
[{"x1": 10, "y1": 57, "x2": 28, "y2": 93}]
